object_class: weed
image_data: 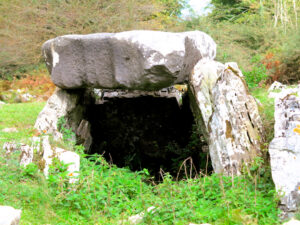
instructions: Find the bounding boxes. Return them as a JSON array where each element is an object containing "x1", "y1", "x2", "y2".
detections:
[
  {"x1": 243, "y1": 55, "x2": 268, "y2": 89},
  {"x1": 21, "y1": 163, "x2": 39, "y2": 178},
  {"x1": 57, "y1": 116, "x2": 76, "y2": 145}
]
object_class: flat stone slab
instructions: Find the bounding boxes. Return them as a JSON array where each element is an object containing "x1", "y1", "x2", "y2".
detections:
[{"x1": 43, "y1": 30, "x2": 216, "y2": 90}]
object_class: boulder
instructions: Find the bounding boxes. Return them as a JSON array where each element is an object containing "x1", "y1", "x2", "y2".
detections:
[
  {"x1": 189, "y1": 62, "x2": 264, "y2": 175},
  {"x1": 42, "y1": 30, "x2": 216, "y2": 90},
  {"x1": 269, "y1": 89, "x2": 300, "y2": 214},
  {"x1": 0, "y1": 206, "x2": 21, "y2": 225}
]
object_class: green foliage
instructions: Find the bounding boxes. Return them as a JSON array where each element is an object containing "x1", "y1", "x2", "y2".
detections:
[
  {"x1": 57, "y1": 116, "x2": 76, "y2": 145},
  {"x1": 243, "y1": 55, "x2": 267, "y2": 89},
  {"x1": 0, "y1": 102, "x2": 45, "y2": 147},
  {"x1": 277, "y1": 29, "x2": 300, "y2": 83},
  {"x1": 251, "y1": 87, "x2": 275, "y2": 143},
  {"x1": 21, "y1": 163, "x2": 39, "y2": 178},
  {"x1": 210, "y1": 0, "x2": 254, "y2": 22},
  {"x1": 0, "y1": 147, "x2": 280, "y2": 224}
]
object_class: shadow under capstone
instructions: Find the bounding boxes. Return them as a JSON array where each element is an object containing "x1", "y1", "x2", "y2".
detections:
[{"x1": 86, "y1": 94, "x2": 212, "y2": 180}]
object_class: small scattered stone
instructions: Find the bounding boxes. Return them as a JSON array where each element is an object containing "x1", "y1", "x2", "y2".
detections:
[
  {"x1": 21, "y1": 93, "x2": 35, "y2": 102},
  {"x1": 2, "y1": 128, "x2": 18, "y2": 133},
  {"x1": 121, "y1": 206, "x2": 156, "y2": 225},
  {"x1": 189, "y1": 224, "x2": 211, "y2": 225}
]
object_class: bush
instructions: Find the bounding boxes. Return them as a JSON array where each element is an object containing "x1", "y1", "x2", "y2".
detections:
[{"x1": 243, "y1": 55, "x2": 267, "y2": 89}]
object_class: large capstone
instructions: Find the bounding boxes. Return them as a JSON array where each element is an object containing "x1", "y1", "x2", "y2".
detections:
[{"x1": 42, "y1": 30, "x2": 216, "y2": 90}]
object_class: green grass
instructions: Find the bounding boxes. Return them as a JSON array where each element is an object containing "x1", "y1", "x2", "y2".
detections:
[
  {"x1": 0, "y1": 102, "x2": 45, "y2": 146},
  {"x1": 0, "y1": 102, "x2": 280, "y2": 224}
]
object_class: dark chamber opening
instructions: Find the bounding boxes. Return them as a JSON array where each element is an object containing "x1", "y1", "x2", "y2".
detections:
[{"x1": 87, "y1": 94, "x2": 212, "y2": 180}]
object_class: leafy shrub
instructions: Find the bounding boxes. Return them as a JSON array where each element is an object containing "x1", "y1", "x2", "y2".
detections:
[
  {"x1": 243, "y1": 55, "x2": 267, "y2": 89},
  {"x1": 21, "y1": 163, "x2": 39, "y2": 178}
]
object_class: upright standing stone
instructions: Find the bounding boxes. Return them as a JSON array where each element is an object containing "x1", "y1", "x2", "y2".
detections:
[
  {"x1": 189, "y1": 61, "x2": 264, "y2": 175},
  {"x1": 269, "y1": 90, "x2": 300, "y2": 214}
]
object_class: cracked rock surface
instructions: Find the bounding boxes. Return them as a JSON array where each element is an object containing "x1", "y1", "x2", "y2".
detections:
[{"x1": 43, "y1": 30, "x2": 216, "y2": 90}]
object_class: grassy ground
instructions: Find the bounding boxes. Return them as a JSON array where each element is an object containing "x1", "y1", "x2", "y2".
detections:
[
  {"x1": 0, "y1": 88, "x2": 281, "y2": 224},
  {"x1": 0, "y1": 102, "x2": 45, "y2": 146}
]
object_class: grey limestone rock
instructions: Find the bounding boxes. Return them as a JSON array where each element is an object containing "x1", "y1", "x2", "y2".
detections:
[
  {"x1": 269, "y1": 89, "x2": 300, "y2": 214},
  {"x1": 42, "y1": 30, "x2": 216, "y2": 90},
  {"x1": 189, "y1": 61, "x2": 264, "y2": 175}
]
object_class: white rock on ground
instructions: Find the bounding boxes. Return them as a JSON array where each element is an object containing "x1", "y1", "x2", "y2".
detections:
[
  {"x1": 269, "y1": 88, "x2": 300, "y2": 214},
  {"x1": 3, "y1": 143, "x2": 18, "y2": 154},
  {"x1": 3, "y1": 136, "x2": 80, "y2": 183},
  {"x1": 42, "y1": 136, "x2": 80, "y2": 183},
  {"x1": 4, "y1": 137, "x2": 40, "y2": 167},
  {"x1": 19, "y1": 144, "x2": 34, "y2": 167},
  {"x1": 2, "y1": 128, "x2": 18, "y2": 133},
  {"x1": 0, "y1": 206, "x2": 21, "y2": 225},
  {"x1": 189, "y1": 223, "x2": 211, "y2": 225},
  {"x1": 121, "y1": 206, "x2": 156, "y2": 225},
  {"x1": 189, "y1": 61, "x2": 264, "y2": 175},
  {"x1": 283, "y1": 218, "x2": 300, "y2": 225},
  {"x1": 20, "y1": 93, "x2": 35, "y2": 102}
]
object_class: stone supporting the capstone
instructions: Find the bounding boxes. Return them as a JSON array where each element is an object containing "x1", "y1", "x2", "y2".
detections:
[
  {"x1": 189, "y1": 61, "x2": 264, "y2": 175},
  {"x1": 34, "y1": 88, "x2": 84, "y2": 140}
]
